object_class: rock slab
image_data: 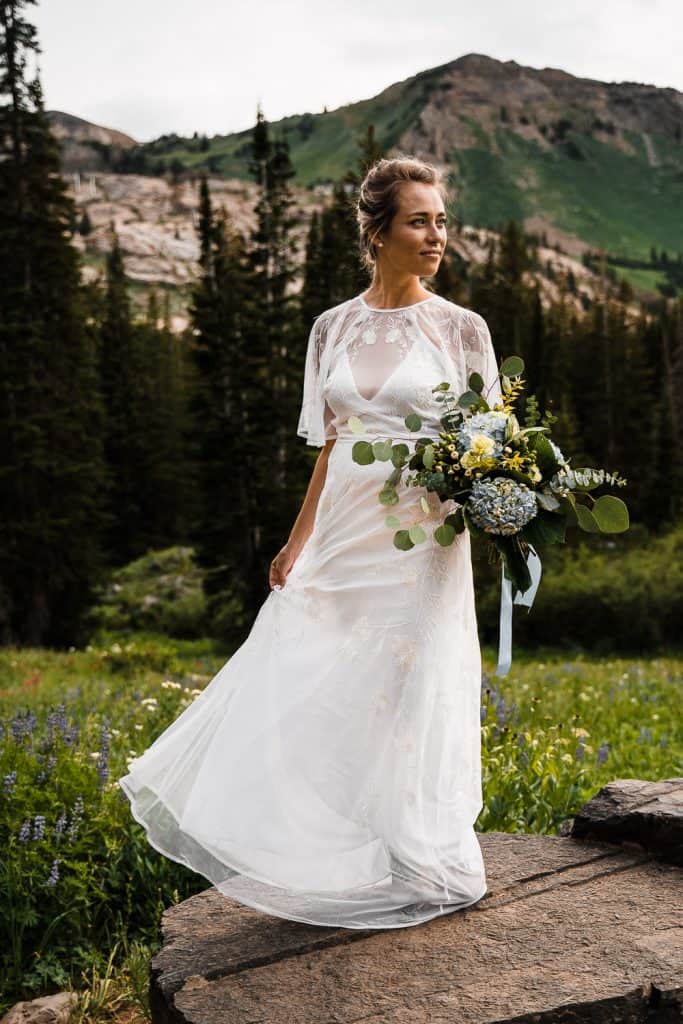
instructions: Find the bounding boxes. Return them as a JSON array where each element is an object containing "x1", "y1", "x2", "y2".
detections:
[
  {"x1": 569, "y1": 776, "x2": 683, "y2": 866},
  {"x1": 150, "y1": 779, "x2": 683, "y2": 1024}
]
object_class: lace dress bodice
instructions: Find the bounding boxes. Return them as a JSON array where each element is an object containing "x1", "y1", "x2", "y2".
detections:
[{"x1": 297, "y1": 293, "x2": 503, "y2": 446}]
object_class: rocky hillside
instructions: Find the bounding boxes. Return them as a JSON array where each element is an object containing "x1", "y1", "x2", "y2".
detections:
[{"x1": 47, "y1": 110, "x2": 137, "y2": 172}]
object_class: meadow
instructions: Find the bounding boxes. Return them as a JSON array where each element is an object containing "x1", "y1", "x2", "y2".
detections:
[{"x1": 0, "y1": 631, "x2": 680, "y2": 1015}]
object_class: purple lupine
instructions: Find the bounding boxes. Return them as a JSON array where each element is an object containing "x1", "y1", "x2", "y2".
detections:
[
  {"x1": 18, "y1": 818, "x2": 31, "y2": 842},
  {"x1": 3, "y1": 770, "x2": 17, "y2": 796},
  {"x1": 574, "y1": 739, "x2": 586, "y2": 762},
  {"x1": 638, "y1": 726, "x2": 652, "y2": 744},
  {"x1": 10, "y1": 710, "x2": 38, "y2": 744},
  {"x1": 67, "y1": 795, "x2": 84, "y2": 842},
  {"x1": 96, "y1": 722, "x2": 110, "y2": 789},
  {"x1": 32, "y1": 814, "x2": 46, "y2": 841},
  {"x1": 45, "y1": 857, "x2": 61, "y2": 887},
  {"x1": 596, "y1": 741, "x2": 609, "y2": 765},
  {"x1": 54, "y1": 812, "x2": 67, "y2": 843}
]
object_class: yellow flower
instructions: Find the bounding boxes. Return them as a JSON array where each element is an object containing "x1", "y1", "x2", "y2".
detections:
[{"x1": 469, "y1": 434, "x2": 495, "y2": 457}]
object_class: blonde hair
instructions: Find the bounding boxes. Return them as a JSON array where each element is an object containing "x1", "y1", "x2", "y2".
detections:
[{"x1": 356, "y1": 155, "x2": 449, "y2": 274}]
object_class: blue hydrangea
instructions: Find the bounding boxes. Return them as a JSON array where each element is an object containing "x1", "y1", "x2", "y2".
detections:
[
  {"x1": 456, "y1": 411, "x2": 508, "y2": 457},
  {"x1": 467, "y1": 476, "x2": 537, "y2": 535}
]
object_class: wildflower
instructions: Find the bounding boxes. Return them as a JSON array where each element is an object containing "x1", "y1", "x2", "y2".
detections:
[
  {"x1": 596, "y1": 741, "x2": 609, "y2": 765},
  {"x1": 32, "y1": 815, "x2": 46, "y2": 841},
  {"x1": 45, "y1": 857, "x2": 61, "y2": 887},
  {"x1": 54, "y1": 812, "x2": 67, "y2": 842},
  {"x1": 67, "y1": 795, "x2": 85, "y2": 842},
  {"x1": 19, "y1": 818, "x2": 31, "y2": 842},
  {"x1": 3, "y1": 771, "x2": 17, "y2": 796}
]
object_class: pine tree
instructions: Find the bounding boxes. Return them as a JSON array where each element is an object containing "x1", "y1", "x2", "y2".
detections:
[
  {"x1": 97, "y1": 224, "x2": 151, "y2": 562},
  {"x1": 187, "y1": 184, "x2": 256, "y2": 642},
  {"x1": 244, "y1": 112, "x2": 304, "y2": 608},
  {"x1": 0, "y1": 0, "x2": 107, "y2": 646}
]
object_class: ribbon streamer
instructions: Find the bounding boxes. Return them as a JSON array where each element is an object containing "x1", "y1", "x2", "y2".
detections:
[{"x1": 494, "y1": 545, "x2": 542, "y2": 677}]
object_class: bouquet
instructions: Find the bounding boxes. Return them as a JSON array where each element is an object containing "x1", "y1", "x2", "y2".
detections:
[{"x1": 348, "y1": 354, "x2": 630, "y2": 601}]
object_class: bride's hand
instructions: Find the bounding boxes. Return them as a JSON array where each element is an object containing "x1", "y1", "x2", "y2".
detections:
[{"x1": 269, "y1": 544, "x2": 298, "y2": 590}]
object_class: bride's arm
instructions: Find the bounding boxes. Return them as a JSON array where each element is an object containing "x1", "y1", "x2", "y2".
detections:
[{"x1": 269, "y1": 438, "x2": 336, "y2": 588}]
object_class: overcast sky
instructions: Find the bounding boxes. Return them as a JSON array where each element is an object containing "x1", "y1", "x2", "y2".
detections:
[{"x1": 32, "y1": 0, "x2": 683, "y2": 143}]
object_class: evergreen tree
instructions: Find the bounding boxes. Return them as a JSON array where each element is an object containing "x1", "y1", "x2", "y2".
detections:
[
  {"x1": 97, "y1": 224, "x2": 150, "y2": 562},
  {"x1": 0, "y1": 0, "x2": 107, "y2": 646},
  {"x1": 245, "y1": 112, "x2": 304, "y2": 607},
  {"x1": 187, "y1": 180, "x2": 257, "y2": 642}
]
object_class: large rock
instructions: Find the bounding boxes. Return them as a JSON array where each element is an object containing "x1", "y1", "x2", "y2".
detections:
[
  {"x1": 569, "y1": 777, "x2": 682, "y2": 865},
  {"x1": 150, "y1": 780, "x2": 683, "y2": 1024}
]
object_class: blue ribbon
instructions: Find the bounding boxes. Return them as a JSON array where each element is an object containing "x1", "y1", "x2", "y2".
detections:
[{"x1": 494, "y1": 546, "x2": 542, "y2": 677}]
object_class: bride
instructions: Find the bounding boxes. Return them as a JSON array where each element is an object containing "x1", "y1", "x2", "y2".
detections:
[{"x1": 119, "y1": 155, "x2": 502, "y2": 929}]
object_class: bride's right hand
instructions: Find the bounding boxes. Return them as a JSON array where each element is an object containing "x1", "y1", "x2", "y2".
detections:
[{"x1": 269, "y1": 544, "x2": 298, "y2": 590}]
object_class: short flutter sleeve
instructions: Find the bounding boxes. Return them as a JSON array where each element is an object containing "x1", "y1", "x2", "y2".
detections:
[
  {"x1": 296, "y1": 311, "x2": 336, "y2": 448},
  {"x1": 460, "y1": 311, "x2": 503, "y2": 411}
]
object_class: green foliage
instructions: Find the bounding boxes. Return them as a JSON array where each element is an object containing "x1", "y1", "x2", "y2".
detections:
[
  {"x1": 87, "y1": 547, "x2": 208, "y2": 639},
  {"x1": 0, "y1": 634, "x2": 229, "y2": 1010},
  {"x1": 478, "y1": 650, "x2": 681, "y2": 833}
]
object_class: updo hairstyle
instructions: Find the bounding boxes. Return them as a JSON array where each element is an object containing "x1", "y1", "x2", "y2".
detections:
[{"x1": 356, "y1": 155, "x2": 449, "y2": 274}]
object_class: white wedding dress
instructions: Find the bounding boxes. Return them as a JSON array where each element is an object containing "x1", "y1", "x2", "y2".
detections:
[{"x1": 118, "y1": 291, "x2": 503, "y2": 929}]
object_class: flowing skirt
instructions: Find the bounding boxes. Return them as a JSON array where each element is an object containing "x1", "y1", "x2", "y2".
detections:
[{"x1": 118, "y1": 439, "x2": 488, "y2": 929}]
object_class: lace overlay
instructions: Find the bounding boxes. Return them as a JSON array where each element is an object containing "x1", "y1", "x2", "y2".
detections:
[{"x1": 119, "y1": 291, "x2": 494, "y2": 931}]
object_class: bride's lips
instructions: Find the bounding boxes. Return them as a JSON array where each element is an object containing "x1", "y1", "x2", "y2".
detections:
[{"x1": 421, "y1": 251, "x2": 441, "y2": 257}]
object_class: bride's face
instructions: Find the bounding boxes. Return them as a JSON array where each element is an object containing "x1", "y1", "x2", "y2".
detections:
[{"x1": 377, "y1": 182, "x2": 447, "y2": 278}]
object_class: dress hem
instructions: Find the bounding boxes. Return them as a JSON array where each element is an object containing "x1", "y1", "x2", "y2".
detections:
[{"x1": 118, "y1": 775, "x2": 489, "y2": 930}]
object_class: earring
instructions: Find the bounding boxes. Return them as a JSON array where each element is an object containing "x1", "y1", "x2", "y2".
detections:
[{"x1": 377, "y1": 242, "x2": 383, "y2": 247}]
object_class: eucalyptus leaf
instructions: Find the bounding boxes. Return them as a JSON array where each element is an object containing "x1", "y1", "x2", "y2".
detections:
[
  {"x1": 393, "y1": 529, "x2": 414, "y2": 550},
  {"x1": 347, "y1": 415, "x2": 366, "y2": 434},
  {"x1": 372, "y1": 439, "x2": 392, "y2": 461},
  {"x1": 500, "y1": 355, "x2": 525, "y2": 377},
  {"x1": 408, "y1": 523, "x2": 427, "y2": 544},
  {"x1": 404, "y1": 413, "x2": 422, "y2": 431},
  {"x1": 468, "y1": 371, "x2": 484, "y2": 394},
  {"x1": 458, "y1": 390, "x2": 480, "y2": 408},
  {"x1": 352, "y1": 440, "x2": 375, "y2": 465},
  {"x1": 420, "y1": 496, "x2": 430, "y2": 514},
  {"x1": 434, "y1": 522, "x2": 456, "y2": 546},
  {"x1": 423, "y1": 443, "x2": 435, "y2": 469},
  {"x1": 575, "y1": 503, "x2": 600, "y2": 532},
  {"x1": 385, "y1": 514, "x2": 401, "y2": 528},
  {"x1": 592, "y1": 495, "x2": 630, "y2": 533}
]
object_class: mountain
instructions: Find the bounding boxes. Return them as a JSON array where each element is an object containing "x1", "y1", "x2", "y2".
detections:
[
  {"x1": 47, "y1": 55, "x2": 683, "y2": 262},
  {"x1": 208, "y1": 53, "x2": 683, "y2": 261},
  {"x1": 46, "y1": 54, "x2": 683, "y2": 315}
]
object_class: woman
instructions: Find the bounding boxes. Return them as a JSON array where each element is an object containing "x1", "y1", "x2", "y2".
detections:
[{"x1": 119, "y1": 156, "x2": 502, "y2": 929}]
